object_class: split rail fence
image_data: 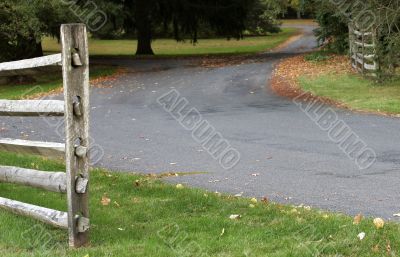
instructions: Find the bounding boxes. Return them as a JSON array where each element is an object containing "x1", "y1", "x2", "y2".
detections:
[
  {"x1": 349, "y1": 24, "x2": 379, "y2": 77},
  {"x1": 0, "y1": 24, "x2": 90, "y2": 248}
]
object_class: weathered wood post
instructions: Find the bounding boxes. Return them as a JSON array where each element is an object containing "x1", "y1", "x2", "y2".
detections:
[
  {"x1": 0, "y1": 23, "x2": 91, "y2": 248},
  {"x1": 61, "y1": 24, "x2": 90, "y2": 248}
]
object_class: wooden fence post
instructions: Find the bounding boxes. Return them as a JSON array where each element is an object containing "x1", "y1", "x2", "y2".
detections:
[{"x1": 61, "y1": 24, "x2": 90, "y2": 248}]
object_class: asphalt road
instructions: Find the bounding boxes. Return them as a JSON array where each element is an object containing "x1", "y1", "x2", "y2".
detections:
[{"x1": 2, "y1": 25, "x2": 400, "y2": 219}]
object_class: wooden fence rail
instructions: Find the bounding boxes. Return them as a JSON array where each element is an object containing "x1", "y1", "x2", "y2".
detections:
[
  {"x1": 0, "y1": 166, "x2": 67, "y2": 193},
  {"x1": 0, "y1": 24, "x2": 90, "y2": 248},
  {"x1": 0, "y1": 54, "x2": 62, "y2": 77},
  {"x1": 0, "y1": 100, "x2": 65, "y2": 116},
  {"x1": 0, "y1": 139, "x2": 65, "y2": 159},
  {"x1": 0, "y1": 197, "x2": 68, "y2": 229}
]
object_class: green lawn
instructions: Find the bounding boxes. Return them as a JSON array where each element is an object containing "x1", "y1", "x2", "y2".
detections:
[
  {"x1": 0, "y1": 66, "x2": 117, "y2": 99},
  {"x1": 299, "y1": 74, "x2": 400, "y2": 114},
  {"x1": 43, "y1": 28, "x2": 297, "y2": 57},
  {"x1": 0, "y1": 151, "x2": 399, "y2": 256}
]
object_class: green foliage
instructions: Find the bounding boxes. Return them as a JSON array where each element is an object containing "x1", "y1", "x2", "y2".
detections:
[
  {"x1": 312, "y1": 1, "x2": 349, "y2": 54},
  {"x1": 373, "y1": 0, "x2": 400, "y2": 76},
  {"x1": 91, "y1": 0, "x2": 283, "y2": 54},
  {"x1": 245, "y1": 0, "x2": 284, "y2": 35},
  {"x1": 310, "y1": 0, "x2": 400, "y2": 76},
  {"x1": 279, "y1": 0, "x2": 316, "y2": 19},
  {"x1": 0, "y1": 0, "x2": 284, "y2": 57},
  {"x1": 88, "y1": 2, "x2": 125, "y2": 39},
  {"x1": 0, "y1": 0, "x2": 73, "y2": 61},
  {"x1": 0, "y1": 1, "x2": 43, "y2": 61}
]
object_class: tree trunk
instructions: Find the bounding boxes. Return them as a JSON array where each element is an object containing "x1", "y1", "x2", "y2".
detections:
[
  {"x1": 32, "y1": 41, "x2": 43, "y2": 58},
  {"x1": 297, "y1": 10, "x2": 301, "y2": 19},
  {"x1": 135, "y1": 0, "x2": 154, "y2": 55}
]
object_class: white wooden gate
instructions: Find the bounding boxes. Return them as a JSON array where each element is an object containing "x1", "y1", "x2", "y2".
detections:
[{"x1": 349, "y1": 23, "x2": 379, "y2": 76}]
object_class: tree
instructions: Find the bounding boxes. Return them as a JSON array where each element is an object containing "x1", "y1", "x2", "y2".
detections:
[
  {"x1": 312, "y1": 0, "x2": 349, "y2": 54},
  {"x1": 290, "y1": 0, "x2": 302, "y2": 19},
  {"x1": 94, "y1": 0, "x2": 257, "y2": 55},
  {"x1": 245, "y1": 0, "x2": 285, "y2": 35},
  {"x1": 1, "y1": 0, "x2": 281, "y2": 59},
  {"x1": 0, "y1": 0, "x2": 72, "y2": 62}
]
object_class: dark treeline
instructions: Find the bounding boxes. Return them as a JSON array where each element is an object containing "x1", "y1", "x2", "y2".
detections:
[{"x1": 1, "y1": 0, "x2": 297, "y2": 61}]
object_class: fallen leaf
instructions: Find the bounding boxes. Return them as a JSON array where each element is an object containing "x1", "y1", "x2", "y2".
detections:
[
  {"x1": 261, "y1": 197, "x2": 269, "y2": 204},
  {"x1": 176, "y1": 184, "x2": 184, "y2": 189},
  {"x1": 134, "y1": 180, "x2": 140, "y2": 187},
  {"x1": 250, "y1": 198, "x2": 258, "y2": 203},
  {"x1": 249, "y1": 204, "x2": 255, "y2": 208},
  {"x1": 373, "y1": 218, "x2": 385, "y2": 229},
  {"x1": 357, "y1": 232, "x2": 366, "y2": 240},
  {"x1": 353, "y1": 213, "x2": 363, "y2": 225},
  {"x1": 393, "y1": 213, "x2": 400, "y2": 217},
  {"x1": 220, "y1": 228, "x2": 225, "y2": 237},
  {"x1": 131, "y1": 197, "x2": 141, "y2": 203},
  {"x1": 101, "y1": 195, "x2": 111, "y2": 206},
  {"x1": 229, "y1": 214, "x2": 241, "y2": 220},
  {"x1": 118, "y1": 228, "x2": 125, "y2": 231},
  {"x1": 113, "y1": 201, "x2": 120, "y2": 207},
  {"x1": 387, "y1": 241, "x2": 391, "y2": 254},
  {"x1": 372, "y1": 244, "x2": 380, "y2": 253}
]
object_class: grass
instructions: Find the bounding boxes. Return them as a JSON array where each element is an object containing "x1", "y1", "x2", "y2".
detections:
[
  {"x1": 299, "y1": 74, "x2": 400, "y2": 114},
  {"x1": 0, "y1": 152, "x2": 399, "y2": 256},
  {"x1": 0, "y1": 66, "x2": 117, "y2": 100},
  {"x1": 43, "y1": 28, "x2": 297, "y2": 57}
]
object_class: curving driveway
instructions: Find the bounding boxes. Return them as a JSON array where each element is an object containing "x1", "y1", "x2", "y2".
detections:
[{"x1": 2, "y1": 25, "x2": 400, "y2": 219}]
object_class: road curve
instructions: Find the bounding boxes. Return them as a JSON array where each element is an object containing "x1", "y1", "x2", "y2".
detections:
[{"x1": 2, "y1": 25, "x2": 400, "y2": 219}]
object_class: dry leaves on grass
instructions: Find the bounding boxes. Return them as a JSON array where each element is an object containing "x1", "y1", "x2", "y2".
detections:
[
  {"x1": 353, "y1": 213, "x2": 363, "y2": 225},
  {"x1": 261, "y1": 197, "x2": 269, "y2": 204},
  {"x1": 101, "y1": 195, "x2": 111, "y2": 206},
  {"x1": 373, "y1": 218, "x2": 385, "y2": 229},
  {"x1": 271, "y1": 54, "x2": 353, "y2": 99}
]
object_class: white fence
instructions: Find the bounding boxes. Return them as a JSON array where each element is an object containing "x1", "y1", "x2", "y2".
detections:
[
  {"x1": 0, "y1": 24, "x2": 90, "y2": 248},
  {"x1": 349, "y1": 24, "x2": 379, "y2": 77}
]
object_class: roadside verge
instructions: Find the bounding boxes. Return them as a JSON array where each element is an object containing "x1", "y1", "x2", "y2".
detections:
[{"x1": 270, "y1": 54, "x2": 400, "y2": 117}]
